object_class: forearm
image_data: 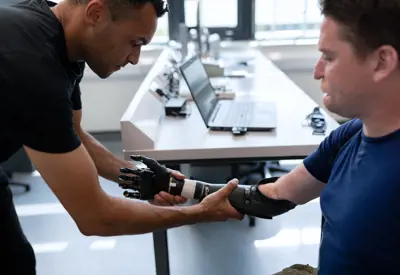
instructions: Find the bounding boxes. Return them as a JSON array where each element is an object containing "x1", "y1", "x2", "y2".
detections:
[
  {"x1": 86, "y1": 195, "x2": 202, "y2": 236},
  {"x1": 78, "y1": 130, "x2": 132, "y2": 183},
  {"x1": 263, "y1": 164, "x2": 325, "y2": 205}
]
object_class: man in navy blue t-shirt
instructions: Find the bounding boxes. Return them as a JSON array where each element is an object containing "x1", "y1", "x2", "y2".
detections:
[{"x1": 259, "y1": 1, "x2": 400, "y2": 274}]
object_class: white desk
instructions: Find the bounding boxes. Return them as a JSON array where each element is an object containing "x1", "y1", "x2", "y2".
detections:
[
  {"x1": 120, "y1": 48, "x2": 339, "y2": 275},
  {"x1": 120, "y1": 49, "x2": 338, "y2": 163}
]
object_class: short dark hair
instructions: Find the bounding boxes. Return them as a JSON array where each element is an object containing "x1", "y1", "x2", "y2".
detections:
[
  {"x1": 71, "y1": 0, "x2": 168, "y2": 20},
  {"x1": 109, "y1": 0, "x2": 169, "y2": 18},
  {"x1": 319, "y1": 0, "x2": 400, "y2": 59}
]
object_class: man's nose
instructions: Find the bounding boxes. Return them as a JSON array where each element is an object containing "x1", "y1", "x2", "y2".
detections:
[
  {"x1": 314, "y1": 58, "x2": 324, "y2": 80},
  {"x1": 128, "y1": 47, "x2": 141, "y2": 65}
]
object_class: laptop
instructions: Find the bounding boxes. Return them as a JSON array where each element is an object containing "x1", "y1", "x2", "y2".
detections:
[{"x1": 179, "y1": 54, "x2": 277, "y2": 131}]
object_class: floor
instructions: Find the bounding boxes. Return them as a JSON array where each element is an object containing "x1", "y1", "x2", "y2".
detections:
[{"x1": 9, "y1": 133, "x2": 322, "y2": 275}]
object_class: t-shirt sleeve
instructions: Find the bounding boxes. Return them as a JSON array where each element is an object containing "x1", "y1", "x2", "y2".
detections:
[
  {"x1": 2, "y1": 52, "x2": 81, "y2": 154},
  {"x1": 71, "y1": 62, "x2": 85, "y2": 111},
  {"x1": 303, "y1": 118, "x2": 363, "y2": 183}
]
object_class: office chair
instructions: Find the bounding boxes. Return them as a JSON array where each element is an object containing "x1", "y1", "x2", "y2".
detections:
[
  {"x1": 267, "y1": 161, "x2": 291, "y2": 174},
  {"x1": 5, "y1": 170, "x2": 30, "y2": 192},
  {"x1": 1, "y1": 148, "x2": 34, "y2": 193}
]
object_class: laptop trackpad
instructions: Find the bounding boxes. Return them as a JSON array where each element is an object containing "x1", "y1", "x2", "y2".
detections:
[{"x1": 250, "y1": 102, "x2": 277, "y2": 127}]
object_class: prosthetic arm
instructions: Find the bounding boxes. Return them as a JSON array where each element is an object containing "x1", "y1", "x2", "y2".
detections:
[{"x1": 119, "y1": 155, "x2": 297, "y2": 219}]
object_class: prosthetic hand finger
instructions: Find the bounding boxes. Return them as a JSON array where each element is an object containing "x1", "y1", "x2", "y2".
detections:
[
  {"x1": 120, "y1": 167, "x2": 142, "y2": 176},
  {"x1": 118, "y1": 174, "x2": 136, "y2": 182},
  {"x1": 123, "y1": 190, "x2": 142, "y2": 199},
  {"x1": 118, "y1": 176, "x2": 141, "y2": 190},
  {"x1": 120, "y1": 161, "x2": 165, "y2": 201},
  {"x1": 130, "y1": 155, "x2": 169, "y2": 175}
]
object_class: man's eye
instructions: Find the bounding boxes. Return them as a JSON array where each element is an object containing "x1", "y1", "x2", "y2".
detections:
[
  {"x1": 131, "y1": 41, "x2": 143, "y2": 47},
  {"x1": 322, "y1": 54, "x2": 332, "y2": 62}
]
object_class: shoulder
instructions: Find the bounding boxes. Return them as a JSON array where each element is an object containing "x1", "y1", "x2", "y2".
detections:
[
  {"x1": 329, "y1": 119, "x2": 363, "y2": 148},
  {"x1": 337, "y1": 118, "x2": 363, "y2": 136},
  {"x1": 1, "y1": 51, "x2": 69, "y2": 93},
  {"x1": 319, "y1": 118, "x2": 363, "y2": 160},
  {"x1": 302, "y1": 119, "x2": 362, "y2": 183},
  {"x1": 0, "y1": 0, "x2": 63, "y2": 54},
  {"x1": 0, "y1": 52, "x2": 81, "y2": 155}
]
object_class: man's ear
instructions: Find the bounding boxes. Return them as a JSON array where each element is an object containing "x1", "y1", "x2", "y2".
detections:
[
  {"x1": 84, "y1": 0, "x2": 111, "y2": 29},
  {"x1": 371, "y1": 45, "x2": 399, "y2": 83}
]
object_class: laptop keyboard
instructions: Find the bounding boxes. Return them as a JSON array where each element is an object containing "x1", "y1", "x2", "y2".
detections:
[{"x1": 224, "y1": 102, "x2": 254, "y2": 126}]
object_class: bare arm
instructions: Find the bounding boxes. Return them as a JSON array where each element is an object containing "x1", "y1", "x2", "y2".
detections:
[
  {"x1": 24, "y1": 144, "x2": 207, "y2": 236},
  {"x1": 73, "y1": 110, "x2": 131, "y2": 184},
  {"x1": 258, "y1": 163, "x2": 325, "y2": 205},
  {"x1": 72, "y1": 110, "x2": 188, "y2": 205}
]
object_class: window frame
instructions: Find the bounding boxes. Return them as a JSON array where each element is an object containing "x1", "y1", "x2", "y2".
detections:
[
  {"x1": 253, "y1": 0, "x2": 323, "y2": 42},
  {"x1": 167, "y1": 0, "x2": 254, "y2": 42},
  {"x1": 166, "y1": 0, "x2": 322, "y2": 44}
]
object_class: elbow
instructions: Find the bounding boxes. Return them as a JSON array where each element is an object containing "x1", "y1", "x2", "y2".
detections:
[
  {"x1": 76, "y1": 219, "x2": 114, "y2": 237},
  {"x1": 77, "y1": 223, "x2": 97, "y2": 237},
  {"x1": 73, "y1": 210, "x2": 115, "y2": 237},
  {"x1": 70, "y1": 195, "x2": 118, "y2": 237},
  {"x1": 75, "y1": 219, "x2": 101, "y2": 237}
]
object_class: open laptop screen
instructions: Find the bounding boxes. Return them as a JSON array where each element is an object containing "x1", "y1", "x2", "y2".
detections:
[{"x1": 179, "y1": 55, "x2": 218, "y2": 125}]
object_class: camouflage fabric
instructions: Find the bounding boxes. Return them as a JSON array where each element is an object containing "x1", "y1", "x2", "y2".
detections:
[{"x1": 272, "y1": 264, "x2": 318, "y2": 275}]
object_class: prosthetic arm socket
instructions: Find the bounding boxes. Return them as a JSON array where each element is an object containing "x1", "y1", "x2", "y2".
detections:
[{"x1": 167, "y1": 176, "x2": 296, "y2": 219}]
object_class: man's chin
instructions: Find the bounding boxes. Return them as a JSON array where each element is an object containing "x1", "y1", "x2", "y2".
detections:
[
  {"x1": 322, "y1": 95, "x2": 337, "y2": 113},
  {"x1": 322, "y1": 94, "x2": 332, "y2": 107},
  {"x1": 323, "y1": 98, "x2": 353, "y2": 119},
  {"x1": 95, "y1": 70, "x2": 113, "y2": 79}
]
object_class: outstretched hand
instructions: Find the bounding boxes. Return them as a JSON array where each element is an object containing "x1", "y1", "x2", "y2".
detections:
[
  {"x1": 129, "y1": 155, "x2": 188, "y2": 206},
  {"x1": 197, "y1": 178, "x2": 244, "y2": 222}
]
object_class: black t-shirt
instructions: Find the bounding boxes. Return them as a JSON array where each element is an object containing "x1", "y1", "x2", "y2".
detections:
[{"x1": 0, "y1": 0, "x2": 84, "y2": 168}]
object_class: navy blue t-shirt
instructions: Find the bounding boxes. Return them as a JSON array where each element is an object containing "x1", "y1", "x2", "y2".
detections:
[{"x1": 304, "y1": 118, "x2": 400, "y2": 274}]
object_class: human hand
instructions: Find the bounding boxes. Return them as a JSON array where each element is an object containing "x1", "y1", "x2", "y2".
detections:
[
  {"x1": 150, "y1": 168, "x2": 188, "y2": 206},
  {"x1": 196, "y1": 178, "x2": 244, "y2": 222}
]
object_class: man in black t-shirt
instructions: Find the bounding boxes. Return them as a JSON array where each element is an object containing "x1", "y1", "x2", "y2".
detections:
[{"x1": 0, "y1": 0, "x2": 243, "y2": 273}]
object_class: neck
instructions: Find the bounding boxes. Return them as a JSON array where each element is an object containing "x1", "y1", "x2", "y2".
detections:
[
  {"x1": 362, "y1": 88, "x2": 400, "y2": 138},
  {"x1": 51, "y1": 1, "x2": 84, "y2": 62}
]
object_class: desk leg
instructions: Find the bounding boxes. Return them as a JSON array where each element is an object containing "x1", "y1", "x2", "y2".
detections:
[{"x1": 153, "y1": 230, "x2": 170, "y2": 275}]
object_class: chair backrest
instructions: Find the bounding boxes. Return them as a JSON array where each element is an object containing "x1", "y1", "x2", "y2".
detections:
[{"x1": 0, "y1": 148, "x2": 35, "y2": 175}]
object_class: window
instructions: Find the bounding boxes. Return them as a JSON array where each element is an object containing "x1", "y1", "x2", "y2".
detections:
[
  {"x1": 184, "y1": 0, "x2": 238, "y2": 28},
  {"x1": 167, "y1": 0, "x2": 251, "y2": 42},
  {"x1": 151, "y1": 13, "x2": 169, "y2": 44},
  {"x1": 178, "y1": 0, "x2": 251, "y2": 40},
  {"x1": 255, "y1": 0, "x2": 322, "y2": 42}
]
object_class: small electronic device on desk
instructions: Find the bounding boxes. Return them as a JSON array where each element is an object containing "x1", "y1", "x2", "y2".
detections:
[
  {"x1": 303, "y1": 107, "x2": 327, "y2": 135},
  {"x1": 155, "y1": 88, "x2": 191, "y2": 118},
  {"x1": 165, "y1": 97, "x2": 189, "y2": 117}
]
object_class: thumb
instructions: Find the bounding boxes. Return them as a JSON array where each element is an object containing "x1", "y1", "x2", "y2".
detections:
[{"x1": 219, "y1": 179, "x2": 239, "y2": 197}]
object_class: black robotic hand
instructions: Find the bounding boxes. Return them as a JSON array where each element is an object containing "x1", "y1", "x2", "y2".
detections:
[
  {"x1": 118, "y1": 155, "x2": 174, "y2": 200},
  {"x1": 119, "y1": 155, "x2": 297, "y2": 219}
]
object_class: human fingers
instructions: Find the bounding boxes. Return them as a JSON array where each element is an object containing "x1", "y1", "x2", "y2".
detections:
[
  {"x1": 157, "y1": 192, "x2": 188, "y2": 205},
  {"x1": 150, "y1": 194, "x2": 173, "y2": 206},
  {"x1": 169, "y1": 169, "x2": 186, "y2": 180},
  {"x1": 214, "y1": 178, "x2": 239, "y2": 199}
]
